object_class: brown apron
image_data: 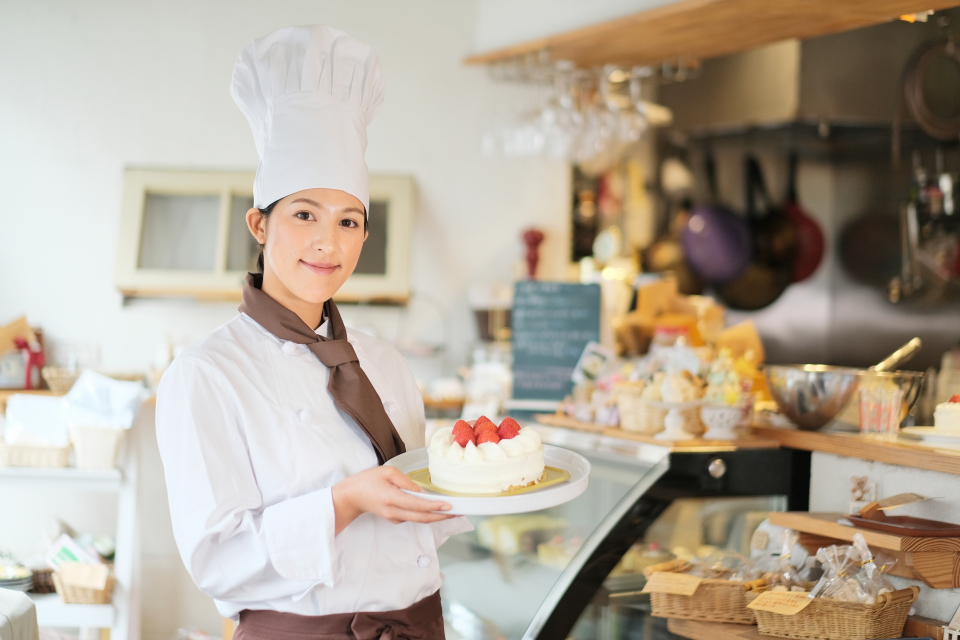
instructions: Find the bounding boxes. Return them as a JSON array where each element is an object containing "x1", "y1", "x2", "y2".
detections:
[{"x1": 233, "y1": 590, "x2": 444, "y2": 640}]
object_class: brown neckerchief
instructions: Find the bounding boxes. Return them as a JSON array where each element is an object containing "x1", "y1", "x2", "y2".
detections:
[{"x1": 238, "y1": 273, "x2": 405, "y2": 464}]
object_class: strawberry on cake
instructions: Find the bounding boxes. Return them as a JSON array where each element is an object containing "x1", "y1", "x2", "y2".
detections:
[
  {"x1": 934, "y1": 395, "x2": 960, "y2": 434},
  {"x1": 428, "y1": 416, "x2": 545, "y2": 494}
]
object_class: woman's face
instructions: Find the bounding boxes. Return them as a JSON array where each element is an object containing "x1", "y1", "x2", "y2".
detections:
[{"x1": 246, "y1": 188, "x2": 367, "y2": 308}]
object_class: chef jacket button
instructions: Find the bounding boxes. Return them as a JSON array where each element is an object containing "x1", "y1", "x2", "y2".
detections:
[
  {"x1": 298, "y1": 409, "x2": 312, "y2": 422},
  {"x1": 281, "y1": 341, "x2": 297, "y2": 355},
  {"x1": 417, "y1": 555, "x2": 431, "y2": 568}
]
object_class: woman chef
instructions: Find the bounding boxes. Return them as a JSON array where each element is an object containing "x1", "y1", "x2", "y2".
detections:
[{"x1": 156, "y1": 25, "x2": 472, "y2": 640}]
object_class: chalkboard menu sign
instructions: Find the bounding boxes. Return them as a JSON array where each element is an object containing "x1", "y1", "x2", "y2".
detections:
[{"x1": 511, "y1": 281, "x2": 601, "y2": 403}]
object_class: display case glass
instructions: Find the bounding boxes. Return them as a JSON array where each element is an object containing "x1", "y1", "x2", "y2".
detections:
[
  {"x1": 439, "y1": 426, "x2": 670, "y2": 640},
  {"x1": 565, "y1": 494, "x2": 786, "y2": 640},
  {"x1": 437, "y1": 425, "x2": 803, "y2": 640}
]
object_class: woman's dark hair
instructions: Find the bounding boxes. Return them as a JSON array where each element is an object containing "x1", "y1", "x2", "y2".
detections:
[{"x1": 255, "y1": 198, "x2": 368, "y2": 273}]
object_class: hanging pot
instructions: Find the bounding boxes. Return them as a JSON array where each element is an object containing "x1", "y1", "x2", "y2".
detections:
[
  {"x1": 783, "y1": 152, "x2": 825, "y2": 282},
  {"x1": 681, "y1": 150, "x2": 752, "y2": 283},
  {"x1": 716, "y1": 156, "x2": 798, "y2": 310}
]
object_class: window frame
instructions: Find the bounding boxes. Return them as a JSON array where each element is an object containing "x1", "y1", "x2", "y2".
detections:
[{"x1": 115, "y1": 168, "x2": 414, "y2": 304}]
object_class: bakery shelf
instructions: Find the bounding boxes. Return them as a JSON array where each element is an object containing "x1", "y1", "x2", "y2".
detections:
[
  {"x1": 770, "y1": 511, "x2": 960, "y2": 589},
  {"x1": 0, "y1": 466, "x2": 122, "y2": 492},
  {"x1": 464, "y1": 0, "x2": 960, "y2": 69},
  {"x1": 535, "y1": 414, "x2": 780, "y2": 452},
  {"x1": 7, "y1": 428, "x2": 142, "y2": 639},
  {"x1": 31, "y1": 592, "x2": 116, "y2": 629},
  {"x1": 753, "y1": 426, "x2": 960, "y2": 476},
  {"x1": 667, "y1": 615, "x2": 947, "y2": 640}
]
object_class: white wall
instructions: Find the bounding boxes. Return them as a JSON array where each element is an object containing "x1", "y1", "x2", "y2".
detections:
[
  {"x1": 0, "y1": 0, "x2": 572, "y2": 382},
  {"x1": 0, "y1": 1, "x2": 582, "y2": 637}
]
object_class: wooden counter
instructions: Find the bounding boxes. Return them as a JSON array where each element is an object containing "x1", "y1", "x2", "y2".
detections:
[
  {"x1": 535, "y1": 414, "x2": 780, "y2": 451},
  {"x1": 753, "y1": 425, "x2": 960, "y2": 476},
  {"x1": 536, "y1": 414, "x2": 960, "y2": 475}
]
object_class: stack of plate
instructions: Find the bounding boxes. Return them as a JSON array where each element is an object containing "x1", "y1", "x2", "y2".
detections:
[
  {"x1": 0, "y1": 565, "x2": 34, "y2": 591},
  {"x1": 900, "y1": 427, "x2": 960, "y2": 446}
]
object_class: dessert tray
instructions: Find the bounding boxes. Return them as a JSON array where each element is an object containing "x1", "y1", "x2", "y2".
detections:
[
  {"x1": 900, "y1": 427, "x2": 960, "y2": 446},
  {"x1": 386, "y1": 445, "x2": 590, "y2": 515}
]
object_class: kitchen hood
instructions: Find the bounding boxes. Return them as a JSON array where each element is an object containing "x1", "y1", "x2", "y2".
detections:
[{"x1": 657, "y1": 14, "x2": 960, "y2": 133}]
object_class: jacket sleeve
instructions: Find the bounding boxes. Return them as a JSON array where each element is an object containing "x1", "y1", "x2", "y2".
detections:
[{"x1": 155, "y1": 358, "x2": 341, "y2": 605}]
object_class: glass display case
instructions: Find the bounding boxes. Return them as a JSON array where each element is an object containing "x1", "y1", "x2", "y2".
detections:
[{"x1": 438, "y1": 425, "x2": 809, "y2": 640}]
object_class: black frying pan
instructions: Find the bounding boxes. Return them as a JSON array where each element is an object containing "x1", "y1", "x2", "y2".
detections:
[{"x1": 717, "y1": 156, "x2": 798, "y2": 310}]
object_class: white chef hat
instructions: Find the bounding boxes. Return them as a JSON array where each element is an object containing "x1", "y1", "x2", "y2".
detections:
[{"x1": 230, "y1": 25, "x2": 384, "y2": 213}]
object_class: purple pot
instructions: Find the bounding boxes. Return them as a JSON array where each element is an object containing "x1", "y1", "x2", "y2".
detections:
[{"x1": 681, "y1": 204, "x2": 752, "y2": 283}]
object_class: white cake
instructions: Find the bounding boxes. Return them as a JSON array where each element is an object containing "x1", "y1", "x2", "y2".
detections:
[
  {"x1": 428, "y1": 422, "x2": 545, "y2": 494},
  {"x1": 934, "y1": 398, "x2": 960, "y2": 434}
]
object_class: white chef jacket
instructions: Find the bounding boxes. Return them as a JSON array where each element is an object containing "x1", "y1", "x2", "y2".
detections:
[{"x1": 156, "y1": 313, "x2": 472, "y2": 619}]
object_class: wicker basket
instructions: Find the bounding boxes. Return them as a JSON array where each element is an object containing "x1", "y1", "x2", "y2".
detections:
[
  {"x1": 41, "y1": 366, "x2": 80, "y2": 393},
  {"x1": 619, "y1": 400, "x2": 704, "y2": 436},
  {"x1": 41, "y1": 367, "x2": 145, "y2": 393},
  {"x1": 644, "y1": 563, "x2": 758, "y2": 625},
  {"x1": 31, "y1": 568, "x2": 55, "y2": 594},
  {"x1": 70, "y1": 426, "x2": 125, "y2": 470},
  {"x1": 0, "y1": 442, "x2": 70, "y2": 468},
  {"x1": 747, "y1": 585, "x2": 919, "y2": 640},
  {"x1": 52, "y1": 572, "x2": 114, "y2": 604},
  {"x1": 621, "y1": 398, "x2": 668, "y2": 434}
]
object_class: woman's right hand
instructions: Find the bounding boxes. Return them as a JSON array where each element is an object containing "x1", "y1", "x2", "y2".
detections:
[{"x1": 331, "y1": 465, "x2": 453, "y2": 534}]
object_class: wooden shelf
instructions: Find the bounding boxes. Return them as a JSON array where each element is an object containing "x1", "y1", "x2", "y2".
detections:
[
  {"x1": 769, "y1": 512, "x2": 960, "y2": 589},
  {"x1": 668, "y1": 618, "x2": 763, "y2": 640},
  {"x1": 536, "y1": 413, "x2": 780, "y2": 452},
  {"x1": 538, "y1": 416, "x2": 960, "y2": 473},
  {"x1": 753, "y1": 426, "x2": 960, "y2": 476},
  {"x1": 465, "y1": 0, "x2": 960, "y2": 68}
]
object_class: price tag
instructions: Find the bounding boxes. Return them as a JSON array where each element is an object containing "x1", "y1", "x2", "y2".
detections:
[
  {"x1": 59, "y1": 562, "x2": 109, "y2": 591},
  {"x1": 948, "y1": 602, "x2": 960, "y2": 630},
  {"x1": 747, "y1": 591, "x2": 812, "y2": 616},
  {"x1": 642, "y1": 572, "x2": 703, "y2": 596}
]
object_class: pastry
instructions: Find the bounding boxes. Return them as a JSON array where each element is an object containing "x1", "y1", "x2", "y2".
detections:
[
  {"x1": 934, "y1": 395, "x2": 960, "y2": 434},
  {"x1": 428, "y1": 417, "x2": 545, "y2": 494}
]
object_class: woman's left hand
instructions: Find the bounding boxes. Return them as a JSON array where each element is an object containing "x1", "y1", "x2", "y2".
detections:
[{"x1": 332, "y1": 465, "x2": 454, "y2": 533}]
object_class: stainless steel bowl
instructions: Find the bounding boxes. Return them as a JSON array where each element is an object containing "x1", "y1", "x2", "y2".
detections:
[
  {"x1": 765, "y1": 365, "x2": 926, "y2": 431},
  {"x1": 764, "y1": 365, "x2": 861, "y2": 430}
]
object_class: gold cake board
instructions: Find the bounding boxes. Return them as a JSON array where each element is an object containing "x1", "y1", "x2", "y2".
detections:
[{"x1": 407, "y1": 466, "x2": 570, "y2": 497}]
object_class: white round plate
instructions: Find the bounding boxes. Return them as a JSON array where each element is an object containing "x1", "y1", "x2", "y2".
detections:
[
  {"x1": 386, "y1": 445, "x2": 590, "y2": 515},
  {"x1": 901, "y1": 426, "x2": 960, "y2": 446}
]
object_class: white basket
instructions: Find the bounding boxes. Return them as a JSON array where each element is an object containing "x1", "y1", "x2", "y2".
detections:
[
  {"x1": 0, "y1": 442, "x2": 71, "y2": 468},
  {"x1": 69, "y1": 426, "x2": 125, "y2": 470}
]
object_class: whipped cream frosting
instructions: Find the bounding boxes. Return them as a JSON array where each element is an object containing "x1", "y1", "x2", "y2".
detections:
[
  {"x1": 934, "y1": 402, "x2": 960, "y2": 434},
  {"x1": 428, "y1": 426, "x2": 541, "y2": 460},
  {"x1": 428, "y1": 426, "x2": 545, "y2": 494}
]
